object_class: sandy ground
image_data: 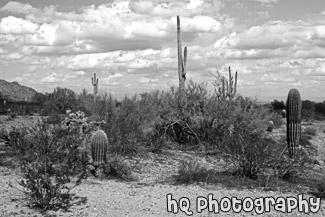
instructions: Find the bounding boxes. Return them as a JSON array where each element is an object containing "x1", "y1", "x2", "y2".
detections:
[{"x1": 1, "y1": 116, "x2": 325, "y2": 216}]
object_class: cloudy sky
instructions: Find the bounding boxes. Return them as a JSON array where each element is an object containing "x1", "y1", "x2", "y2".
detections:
[{"x1": 0, "y1": 0, "x2": 324, "y2": 101}]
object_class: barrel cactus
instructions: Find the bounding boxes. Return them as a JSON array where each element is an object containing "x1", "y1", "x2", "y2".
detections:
[
  {"x1": 281, "y1": 109, "x2": 286, "y2": 119},
  {"x1": 286, "y1": 89, "x2": 302, "y2": 158},
  {"x1": 90, "y1": 129, "x2": 108, "y2": 167}
]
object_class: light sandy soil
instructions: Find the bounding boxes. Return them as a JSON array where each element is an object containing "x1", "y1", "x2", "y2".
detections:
[{"x1": 1, "y1": 116, "x2": 325, "y2": 216}]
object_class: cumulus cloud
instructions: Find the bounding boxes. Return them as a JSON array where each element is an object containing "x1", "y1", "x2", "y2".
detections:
[
  {"x1": 0, "y1": 52, "x2": 22, "y2": 60},
  {"x1": 212, "y1": 19, "x2": 325, "y2": 59},
  {"x1": 138, "y1": 76, "x2": 159, "y2": 86},
  {"x1": 129, "y1": 1, "x2": 154, "y2": 14},
  {"x1": 0, "y1": 16, "x2": 39, "y2": 34},
  {"x1": 0, "y1": 1, "x2": 228, "y2": 57},
  {"x1": 260, "y1": 73, "x2": 296, "y2": 83},
  {"x1": 41, "y1": 72, "x2": 62, "y2": 83},
  {"x1": 214, "y1": 63, "x2": 253, "y2": 77},
  {"x1": 0, "y1": 0, "x2": 325, "y2": 101},
  {"x1": 252, "y1": 0, "x2": 279, "y2": 6},
  {"x1": 1, "y1": 1, "x2": 37, "y2": 15},
  {"x1": 253, "y1": 0, "x2": 278, "y2": 3},
  {"x1": 103, "y1": 73, "x2": 124, "y2": 84}
]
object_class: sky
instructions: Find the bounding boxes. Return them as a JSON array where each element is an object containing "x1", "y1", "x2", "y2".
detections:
[{"x1": 0, "y1": 0, "x2": 324, "y2": 102}]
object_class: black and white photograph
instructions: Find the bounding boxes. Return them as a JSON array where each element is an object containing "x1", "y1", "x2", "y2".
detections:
[{"x1": 0, "y1": 0, "x2": 325, "y2": 216}]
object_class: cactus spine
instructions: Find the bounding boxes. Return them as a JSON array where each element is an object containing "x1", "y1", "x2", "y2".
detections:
[
  {"x1": 286, "y1": 88, "x2": 302, "y2": 158},
  {"x1": 90, "y1": 129, "x2": 108, "y2": 167},
  {"x1": 177, "y1": 15, "x2": 187, "y2": 95},
  {"x1": 91, "y1": 73, "x2": 99, "y2": 103}
]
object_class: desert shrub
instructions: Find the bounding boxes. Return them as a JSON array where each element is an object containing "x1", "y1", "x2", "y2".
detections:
[
  {"x1": 201, "y1": 97, "x2": 280, "y2": 179},
  {"x1": 14, "y1": 125, "x2": 83, "y2": 211},
  {"x1": 41, "y1": 87, "x2": 86, "y2": 115},
  {"x1": 154, "y1": 119, "x2": 199, "y2": 146},
  {"x1": 12, "y1": 121, "x2": 81, "y2": 169},
  {"x1": 303, "y1": 126, "x2": 317, "y2": 137},
  {"x1": 299, "y1": 134, "x2": 318, "y2": 159},
  {"x1": 270, "y1": 100, "x2": 285, "y2": 111},
  {"x1": 312, "y1": 177, "x2": 325, "y2": 198},
  {"x1": 314, "y1": 102, "x2": 325, "y2": 120},
  {"x1": 18, "y1": 162, "x2": 70, "y2": 210},
  {"x1": 174, "y1": 158, "x2": 210, "y2": 184},
  {"x1": 45, "y1": 113, "x2": 64, "y2": 125},
  {"x1": 150, "y1": 82, "x2": 218, "y2": 151},
  {"x1": 301, "y1": 100, "x2": 315, "y2": 121},
  {"x1": 10, "y1": 111, "x2": 102, "y2": 211},
  {"x1": 101, "y1": 96, "x2": 151, "y2": 155},
  {"x1": 272, "y1": 148, "x2": 317, "y2": 182},
  {"x1": 270, "y1": 112, "x2": 283, "y2": 128},
  {"x1": 92, "y1": 92, "x2": 116, "y2": 118},
  {"x1": 76, "y1": 89, "x2": 93, "y2": 115},
  {"x1": 9, "y1": 112, "x2": 17, "y2": 119},
  {"x1": 147, "y1": 82, "x2": 277, "y2": 156},
  {"x1": 270, "y1": 134, "x2": 318, "y2": 182},
  {"x1": 85, "y1": 82, "x2": 277, "y2": 161},
  {"x1": 221, "y1": 132, "x2": 278, "y2": 180},
  {"x1": 104, "y1": 156, "x2": 136, "y2": 181}
]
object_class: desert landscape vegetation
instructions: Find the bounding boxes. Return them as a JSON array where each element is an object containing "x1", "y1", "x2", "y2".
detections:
[
  {"x1": 1, "y1": 44, "x2": 325, "y2": 216},
  {"x1": 1, "y1": 1, "x2": 325, "y2": 217}
]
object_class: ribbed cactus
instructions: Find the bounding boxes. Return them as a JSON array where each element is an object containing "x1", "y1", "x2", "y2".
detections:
[
  {"x1": 286, "y1": 88, "x2": 302, "y2": 158},
  {"x1": 217, "y1": 66, "x2": 238, "y2": 100},
  {"x1": 177, "y1": 15, "x2": 187, "y2": 94},
  {"x1": 90, "y1": 129, "x2": 108, "y2": 167}
]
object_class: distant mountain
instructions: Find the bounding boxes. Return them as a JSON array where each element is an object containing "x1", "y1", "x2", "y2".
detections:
[{"x1": 0, "y1": 80, "x2": 39, "y2": 102}]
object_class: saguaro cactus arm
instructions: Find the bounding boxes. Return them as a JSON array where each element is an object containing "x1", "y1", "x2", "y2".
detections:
[
  {"x1": 91, "y1": 73, "x2": 98, "y2": 95},
  {"x1": 183, "y1": 46, "x2": 187, "y2": 79},
  {"x1": 234, "y1": 70, "x2": 238, "y2": 96}
]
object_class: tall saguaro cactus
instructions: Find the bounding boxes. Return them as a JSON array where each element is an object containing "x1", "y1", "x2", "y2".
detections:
[
  {"x1": 286, "y1": 88, "x2": 302, "y2": 158},
  {"x1": 91, "y1": 73, "x2": 99, "y2": 103},
  {"x1": 217, "y1": 66, "x2": 238, "y2": 100},
  {"x1": 177, "y1": 15, "x2": 187, "y2": 94}
]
